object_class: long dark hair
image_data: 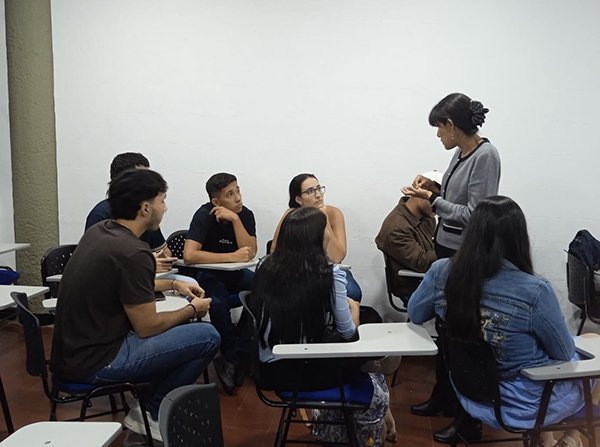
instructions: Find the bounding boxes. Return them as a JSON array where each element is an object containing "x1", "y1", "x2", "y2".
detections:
[
  {"x1": 445, "y1": 196, "x2": 533, "y2": 340},
  {"x1": 288, "y1": 173, "x2": 317, "y2": 208},
  {"x1": 252, "y1": 207, "x2": 334, "y2": 347},
  {"x1": 428, "y1": 93, "x2": 489, "y2": 135}
]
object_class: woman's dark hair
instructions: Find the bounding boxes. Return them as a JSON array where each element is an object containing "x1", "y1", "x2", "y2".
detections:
[
  {"x1": 252, "y1": 207, "x2": 334, "y2": 348},
  {"x1": 288, "y1": 173, "x2": 317, "y2": 208},
  {"x1": 445, "y1": 196, "x2": 533, "y2": 340},
  {"x1": 108, "y1": 168, "x2": 168, "y2": 220},
  {"x1": 428, "y1": 93, "x2": 489, "y2": 135}
]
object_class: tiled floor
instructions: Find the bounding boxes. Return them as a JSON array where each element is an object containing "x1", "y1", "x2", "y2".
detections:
[{"x1": 0, "y1": 317, "x2": 528, "y2": 446}]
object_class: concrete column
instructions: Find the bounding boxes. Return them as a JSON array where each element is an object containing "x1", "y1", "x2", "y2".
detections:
[{"x1": 5, "y1": 0, "x2": 58, "y2": 284}]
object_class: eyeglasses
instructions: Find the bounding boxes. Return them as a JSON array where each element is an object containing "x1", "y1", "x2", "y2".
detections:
[{"x1": 300, "y1": 185, "x2": 326, "y2": 196}]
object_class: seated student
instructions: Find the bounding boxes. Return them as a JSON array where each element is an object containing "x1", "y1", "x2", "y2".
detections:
[
  {"x1": 51, "y1": 169, "x2": 219, "y2": 442},
  {"x1": 271, "y1": 173, "x2": 363, "y2": 301},
  {"x1": 408, "y1": 196, "x2": 600, "y2": 447},
  {"x1": 251, "y1": 207, "x2": 390, "y2": 446},
  {"x1": 183, "y1": 172, "x2": 257, "y2": 395},
  {"x1": 375, "y1": 172, "x2": 439, "y2": 303},
  {"x1": 86, "y1": 152, "x2": 175, "y2": 273}
]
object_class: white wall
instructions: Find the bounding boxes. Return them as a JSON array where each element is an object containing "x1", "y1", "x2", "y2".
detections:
[
  {"x1": 0, "y1": 0, "x2": 16, "y2": 268},
  {"x1": 51, "y1": 0, "x2": 600, "y2": 321}
]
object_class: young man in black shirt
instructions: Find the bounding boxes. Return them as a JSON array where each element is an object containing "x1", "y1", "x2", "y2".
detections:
[
  {"x1": 85, "y1": 152, "x2": 175, "y2": 272},
  {"x1": 184, "y1": 173, "x2": 257, "y2": 394}
]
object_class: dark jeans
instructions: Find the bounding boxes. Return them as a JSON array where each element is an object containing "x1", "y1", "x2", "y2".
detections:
[
  {"x1": 195, "y1": 268, "x2": 254, "y2": 363},
  {"x1": 88, "y1": 323, "x2": 220, "y2": 419}
]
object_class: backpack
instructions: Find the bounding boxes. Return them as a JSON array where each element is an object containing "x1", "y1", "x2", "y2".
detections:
[
  {"x1": 0, "y1": 266, "x2": 20, "y2": 285},
  {"x1": 568, "y1": 229, "x2": 600, "y2": 271}
]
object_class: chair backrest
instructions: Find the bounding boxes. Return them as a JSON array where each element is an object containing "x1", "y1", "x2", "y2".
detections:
[
  {"x1": 266, "y1": 239, "x2": 273, "y2": 254},
  {"x1": 567, "y1": 252, "x2": 592, "y2": 308},
  {"x1": 40, "y1": 244, "x2": 77, "y2": 297},
  {"x1": 240, "y1": 291, "x2": 364, "y2": 392},
  {"x1": 569, "y1": 252, "x2": 600, "y2": 325},
  {"x1": 10, "y1": 292, "x2": 49, "y2": 380},
  {"x1": 238, "y1": 291, "x2": 262, "y2": 380},
  {"x1": 446, "y1": 336, "x2": 500, "y2": 405},
  {"x1": 158, "y1": 383, "x2": 224, "y2": 447},
  {"x1": 441, "y1": 324, "x2": 514, "y2": 432},
  {"x1": 382, "y1": 253, "x2": 421, "y2": 311},
  {"x1": 166, "y1": 230, "x2": 187, "y2": 259},
  {"x1": 382, "y1": 253, "x2": 399, "y2": 300}
]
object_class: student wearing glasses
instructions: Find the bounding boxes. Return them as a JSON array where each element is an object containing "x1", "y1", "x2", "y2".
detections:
[{"x1": 271, "y1": 173, "x2": 362, "y2": 301}]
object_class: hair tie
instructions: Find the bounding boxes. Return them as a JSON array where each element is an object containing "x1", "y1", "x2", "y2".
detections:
[{"x1": 469, "y1": 100, "x2": 489, "y2": 128}]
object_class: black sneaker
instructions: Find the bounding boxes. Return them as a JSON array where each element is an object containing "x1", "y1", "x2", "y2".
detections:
[
  {"x1": 433, "y1": 413, "x2": 482, "y2": 444},
  {"x1": 213, "y1": 356, "x2": 236, "y2": 395}
]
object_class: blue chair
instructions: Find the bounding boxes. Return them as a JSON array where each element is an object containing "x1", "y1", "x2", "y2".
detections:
[
  {"x1": 11, "y1": 291, "x2": 154, "y2": 446},
  {"x1": 0, "y1": 266, "x2": 19, "y2": 285},
  {"x1": 239, "y1": 292, "x2": 372, "y2": 447}
]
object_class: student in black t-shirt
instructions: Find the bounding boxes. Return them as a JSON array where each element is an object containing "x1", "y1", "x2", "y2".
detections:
[
  {"x1": 85, "y1": 152, "x2": 175, "y2": 273},
  {"x1": 183, "y1": 173, "x2": 257, "y2": 394}
]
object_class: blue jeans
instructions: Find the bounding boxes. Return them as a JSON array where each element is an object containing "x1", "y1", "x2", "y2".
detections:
[
  {"x1": 88, "y1": 323, "x2": 220, "y2": 419},
  {"x1": 195, "y1": 268, "x2": 254, "y2": 362},
  {"x1": 345, "y1": 270, "x2": 363, "y2": 302}
]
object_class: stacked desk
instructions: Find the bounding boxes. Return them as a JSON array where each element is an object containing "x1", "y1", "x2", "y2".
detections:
[{"x1": 0, "y1": 421, "x2": 122, "y2": 447}]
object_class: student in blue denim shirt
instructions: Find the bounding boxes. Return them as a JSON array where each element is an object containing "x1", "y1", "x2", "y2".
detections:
[{"x1": 408, "y1": 196, "x2": 600, "y2": 447}]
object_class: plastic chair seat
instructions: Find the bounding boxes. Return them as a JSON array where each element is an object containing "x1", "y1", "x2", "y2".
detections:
[
  {"x1": 53, "y1": 379, "x2": 98, "y2": 395},
  {"x1": 277, "y1": 371, "x2": 373, "y2": 405}
]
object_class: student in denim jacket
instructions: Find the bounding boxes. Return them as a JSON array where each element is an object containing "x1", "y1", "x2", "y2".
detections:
[
  {"x1": 402, "y1": 93, "x2": 501, "y2": 443},
  {"x1": 408, "y1": 196, "x2": 600, "y2": 447}
]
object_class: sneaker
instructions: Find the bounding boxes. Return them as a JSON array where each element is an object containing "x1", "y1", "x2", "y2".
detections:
[
  {"x1": 554, "y1": 433, "x2": 583, "y2": 447},
  {"x1": 213, "y1": 356, "x2": 236, "y2": 395},
  {"x1": 123, "y1": 403, "x2": 163, "y2": 442}
]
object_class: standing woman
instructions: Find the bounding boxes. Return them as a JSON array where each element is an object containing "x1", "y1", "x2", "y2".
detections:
[
  {"x1": 271, "y1": 173, "x2": 363, "y2": 301},
  {"x1": 252, "y1": 207, "x2": 389, "y2": 445},
  {"x1": 402, "y1": 93, "x2": 501, "y2": 444},
  {"x1": 403, "y1": 92, "x2": 501, "y2": 258}
]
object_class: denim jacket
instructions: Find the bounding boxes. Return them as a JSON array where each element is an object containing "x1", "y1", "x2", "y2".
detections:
[{"x1": 408, "y1": 258, "x2": 575, "y2": 380}]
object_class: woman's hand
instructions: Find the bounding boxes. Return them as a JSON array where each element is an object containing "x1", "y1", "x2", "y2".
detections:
[
  {"x1": 401, "y1": 185, "x2": 433, "y2": 200},
  {"x1": 412, "y1": 175, "x2": 433, "y2": 190},
  {"x1": 411, "y1": 175, "x2": 440, "y2": 193}
]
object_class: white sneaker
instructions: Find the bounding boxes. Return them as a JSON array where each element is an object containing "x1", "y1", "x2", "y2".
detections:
[{"x1": 123, "y1": 403, "x2": 163, "y2": 442}]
